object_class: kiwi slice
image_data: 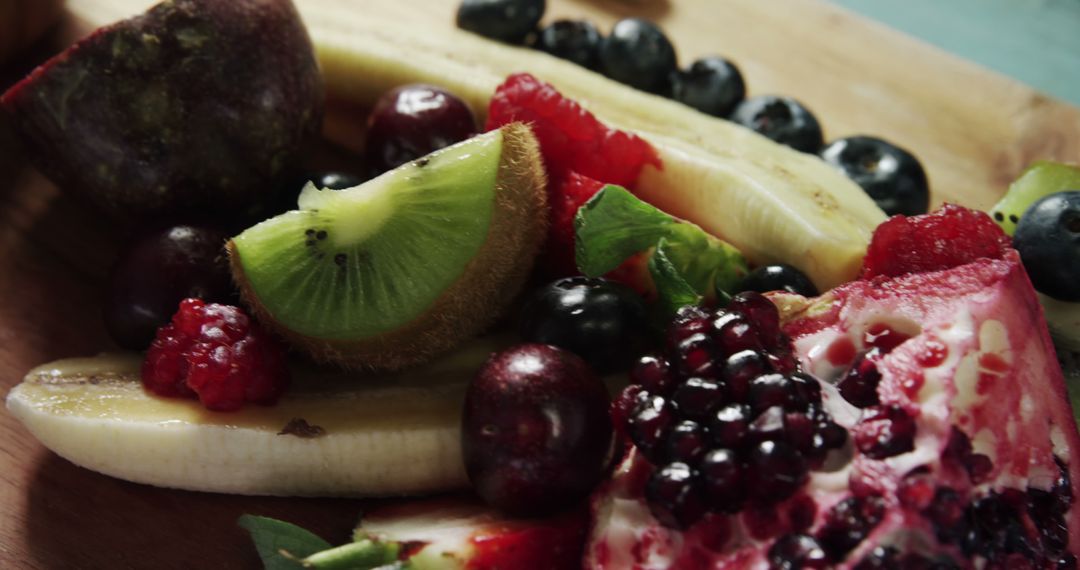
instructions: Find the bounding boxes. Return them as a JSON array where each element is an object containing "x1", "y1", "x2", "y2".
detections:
[
  {"x1": 228, "y1": 123, "x2": 548, "y2": 370},
  {"x1": 991, "y1": 161, "x2": 1080, "y2": 236}
]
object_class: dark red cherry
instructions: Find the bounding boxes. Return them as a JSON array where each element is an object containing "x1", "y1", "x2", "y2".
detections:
[
  {"x1": 462, "y1": 344, "x2": 612, "y2": 516},
  {"x1": 365, "y1": 84, "x2": 476, "y2": 174},
  {"x1": 104, "y1": 224, "x2": 234, "y2": 350}
]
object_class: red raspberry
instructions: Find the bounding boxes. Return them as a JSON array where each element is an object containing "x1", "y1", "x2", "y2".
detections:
[
  {"x1": 486, "y1": 73, "x2": 661, "y2": 186},
  {"x1": 861, "y1": 204, "x2": 1011, "y2": 279},
  {"x1": 142, "y1": 298, "x2": 289, "y2": 411},
  {"x1": 544, "y1": 171, "x2": 606, "y2": 276}
]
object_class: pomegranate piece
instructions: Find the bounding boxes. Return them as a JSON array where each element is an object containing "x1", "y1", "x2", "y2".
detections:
[
  {"x1": 587, "y1": 248, "x2": 1080, "y2": 568},
  {"x1": 142, "y1": 298, "x2": 289, "y2": 411}
]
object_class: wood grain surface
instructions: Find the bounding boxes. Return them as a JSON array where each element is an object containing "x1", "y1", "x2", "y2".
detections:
[{"x1": 1, "y1": 0, "x2": 1078, "y2": 568}]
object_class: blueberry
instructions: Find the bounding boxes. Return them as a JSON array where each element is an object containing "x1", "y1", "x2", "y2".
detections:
[
  {"x1": 669, "y1": 57, "x2": 745, "y2": 118},
  {"x1": 599, "y1": 18, "x2": 677, "y2": 94},
  {"x1": 736, "y1": 264, "x2": 819, "y2": 297},
  {"x1": 456, "y1": 0, "x2": 545, "y2": 44},
  {"x1": 820, "y1": 136, "x2": 929, "y2": 216},
  {"x1": 519, "y1": 276, "x2": 650, "y2": 372},
  {"x1": 309, "y1": 171, "x2": 364, "y2": 191},
  {"x1": 1013, "y1": 190, "x2": 1080, "y2": 301},
  {"x1": 729, "y1": 95, "x2": 824, "y2": 154},
  {"x1": 535, "y1": 20, "x2": 602, "y2": 70}
]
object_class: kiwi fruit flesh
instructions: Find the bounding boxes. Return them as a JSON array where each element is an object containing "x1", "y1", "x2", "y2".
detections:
[
  {"x1": 228, "y1": 123, "x2": 548, "y2": 370},
  {"x1": 991, "y1": 161, "x2": 1080, "y2": 236}
]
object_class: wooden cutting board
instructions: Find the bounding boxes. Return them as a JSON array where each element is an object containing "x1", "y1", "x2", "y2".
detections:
[{"x1": 0, "y1": 1, "x2": 1078, "y2": 568}]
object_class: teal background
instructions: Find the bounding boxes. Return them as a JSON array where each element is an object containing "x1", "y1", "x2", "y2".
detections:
[{"x1": 832, "y1": 0, "x2": 1080, "y2": 106}]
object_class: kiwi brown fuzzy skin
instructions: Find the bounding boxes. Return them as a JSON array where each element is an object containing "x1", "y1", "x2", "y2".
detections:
[{"x1": 228, "y1": 123, "x2": 549, "y2": 371}]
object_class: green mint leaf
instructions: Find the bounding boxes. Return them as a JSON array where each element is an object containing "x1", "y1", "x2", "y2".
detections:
[
  {"x1": 574, "y1": 185, "x2": 676, "y2": 277},
  {"x1": 239, "y1": 515, "x2": 332, "y2": 570},
  {"x1": 649, "y1": 238, "x2": 702, "y2": 314},
  {"x1": 574, "y1": 185, "x2": 749, "y2": 305}
]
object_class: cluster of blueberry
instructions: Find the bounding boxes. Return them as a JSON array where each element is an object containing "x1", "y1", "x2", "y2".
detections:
[{"x1": 455, "y1": 0, "x2": 931, "y2": 217}]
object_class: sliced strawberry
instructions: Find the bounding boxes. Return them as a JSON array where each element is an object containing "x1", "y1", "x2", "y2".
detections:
[
  {"x1": 486, "y1": 73, "x2": 661, "y2": 186},
  {"x1": 358, "y1": 496, "x2": 588, "y2": 570}
]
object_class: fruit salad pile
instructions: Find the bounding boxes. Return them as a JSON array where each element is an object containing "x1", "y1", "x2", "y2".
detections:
[{"x1": 3, "y1": 0, "x2": 1080, "y2": 568}]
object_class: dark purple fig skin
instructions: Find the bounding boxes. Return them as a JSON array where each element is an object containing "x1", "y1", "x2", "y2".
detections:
[
  {"x1": 0, "y1": 0, "x2": 324, "y2": 221},
  {"x1": 463, "y1": 344, "x2": 613, "y2": 516}
]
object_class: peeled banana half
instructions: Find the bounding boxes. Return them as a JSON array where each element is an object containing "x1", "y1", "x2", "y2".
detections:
[
  {"x1": 18, "y1": 0, "x2": 888, "y2": 497},
  {"x1": 6, "y1": 339, "x2": 506, "y2": 496}
]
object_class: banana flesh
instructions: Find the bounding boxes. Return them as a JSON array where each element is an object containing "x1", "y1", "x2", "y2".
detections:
[{"x1": 5, "y1": 339, "x2": 509, "y2": 496}]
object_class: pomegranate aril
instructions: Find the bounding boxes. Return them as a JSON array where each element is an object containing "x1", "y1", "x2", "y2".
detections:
[
  {"x1": 665, "y1": 420, "x2": 710, "y2": 464},
  {"x1": 710, "y1": 403, "x2": 751, "y2": 448},
  {"x1": 838, "y1": 351, "x2": 882, "y2": 408},
  {"x1": 783, "y1": 412, "x2": 815, "y2": 451},
  {"x1": 672, "y1": 377, "x2": 726, "y2": 422},
  {"x1": 610, "y1": 385, "x2": 644, "y2": 442},
  {"x1": 767, "y1": 534, "x2": 829, "y2": 570},
  {"x1": 667, "y1": 305, "x2": 711, "y2": 350},
  {"x1": 748, "y1": 373, "x2": 804, "y2": 414},
  {"x1": 631, "y1": 355, "x2": 676, "y2": 396},
  {"x1": 727, "y1": 291, "x2": 781, "y2": 345},
  {"x1": 767, "y1": 350, "x2": 800, "y2": 375},
  {"x1": 646, "y1": 462, "x2": 706, "y2": 529},
  {"x1": 676, "y1": 333, "x2": 715, "y2": 376},
  {"x1": 748, "y1": 406, "x2": 787, "y2": 445},
  {"x1": 748, "y1": 440, "x2": 807, "y2": 505},
  {"x1": 722, "y1": 350, "x2": 768, "y2": 400},
  {"x1": 854, "y1": 405, "x2": 916, "y2": 459},
  {"x1": 817, "y1": 495, "x2": 886, "y2": 561},
  {"x1": 713, "y1": 315, "x2": 764, "y2": 355},
  {"x1": 629, "y1": 393, "x2": 675, "y2": 463},
  {"x1": 790, "y1": 373, "x2": 822, "y2": 406},
  {"x1": 700, "y1": 448, "x2": 744, "y2": 513}
]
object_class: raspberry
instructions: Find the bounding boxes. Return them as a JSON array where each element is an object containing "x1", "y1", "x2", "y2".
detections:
[
  {"x1": 861, "y1": 204, "x2": 1011, "y2": 279},
  {"x1": 486, "y1": 73, "x2": 661, "y2": 186},
  {"x1": 142, "y1": 298, "x2": 289, "y2": 411},
  {"x1": 543, "y1": 171, "x2": 606, "y2": 275}
]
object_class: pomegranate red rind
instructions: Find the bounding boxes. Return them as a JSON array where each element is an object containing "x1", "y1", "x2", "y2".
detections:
[
  {"x1": 486, "y1": 73, "x2": 661, "y2": 186},
  {"x1": 861, "y1": 204, "x2": 1011, "y2": 279},
  {"x1": 587, "y1": 251, "x2": 1080, "y2": 568},
  {"x1": 142, "y1": 298, "x2": 289, "y2": 411}
]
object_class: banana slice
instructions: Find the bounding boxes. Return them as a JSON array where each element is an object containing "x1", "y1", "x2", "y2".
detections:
[
  {"x1": 7, "y1": 337, "x2": 628, "y2": 496},
  {"x1": 5, "y1": 338, "x2": 507, "y2": 496}
]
